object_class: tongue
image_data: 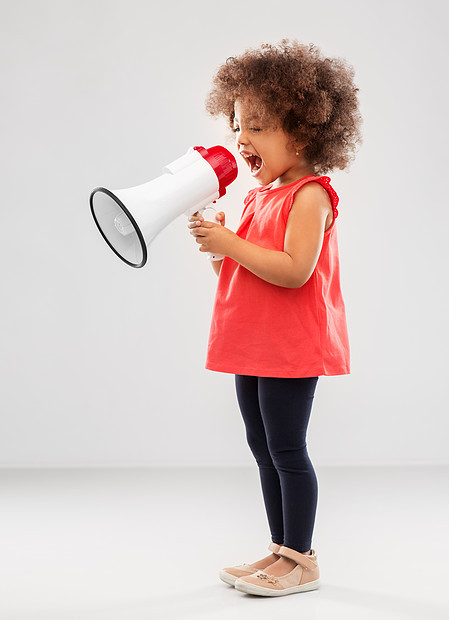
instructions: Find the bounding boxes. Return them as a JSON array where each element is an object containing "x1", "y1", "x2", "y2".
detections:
[{"x1": 251, "y1": 156, "x2": 262, "y2": 171}]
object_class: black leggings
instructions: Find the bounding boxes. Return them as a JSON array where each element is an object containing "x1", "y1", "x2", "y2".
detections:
[{"x1": 235, "y1": 375, "x2": 319, "y2": 553}]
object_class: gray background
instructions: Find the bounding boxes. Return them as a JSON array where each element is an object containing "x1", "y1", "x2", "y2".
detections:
[{"x1": 1, "y1": 0, "x2": 447, "y2": 467}]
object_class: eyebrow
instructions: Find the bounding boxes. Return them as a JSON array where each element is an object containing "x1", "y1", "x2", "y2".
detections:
[{"x1": 233, "y1": 116, "x2": 261, "y2": 124}]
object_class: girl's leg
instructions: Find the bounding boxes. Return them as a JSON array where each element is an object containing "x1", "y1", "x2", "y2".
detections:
[
  {"x1": 234, "y1": 374, "x2": 284, "y2": 545},
  {"x1": 257, "y1": 376, "x2": 319, "y2": 553}
]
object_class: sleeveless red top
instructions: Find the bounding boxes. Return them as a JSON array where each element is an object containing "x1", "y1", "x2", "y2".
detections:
[{"x1": 205, "y1": 174, "x2": 351, "y2": 378}]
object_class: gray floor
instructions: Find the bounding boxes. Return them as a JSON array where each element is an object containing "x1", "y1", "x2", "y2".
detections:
[{"x1": 0, "y1": 466, "x2": 448, "y2": 619}]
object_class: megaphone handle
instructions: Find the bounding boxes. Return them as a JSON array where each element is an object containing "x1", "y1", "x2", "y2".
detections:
[{"x1": 200, "y1": 205, "x2": 225, "y2": 262}]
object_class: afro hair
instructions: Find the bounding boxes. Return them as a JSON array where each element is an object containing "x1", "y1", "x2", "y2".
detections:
[{"x1": 205, "y1": 39, "x2": 363, "y2": 175}]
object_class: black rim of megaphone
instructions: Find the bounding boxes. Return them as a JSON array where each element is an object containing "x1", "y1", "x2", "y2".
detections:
[{"x1": 89, "y1": 187, "x2": 148, "y2": 268}]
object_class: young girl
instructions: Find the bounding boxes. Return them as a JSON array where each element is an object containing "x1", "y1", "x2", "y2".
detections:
[{"x1": 188, "y1": 39, "x2": 362, "y2": 597}]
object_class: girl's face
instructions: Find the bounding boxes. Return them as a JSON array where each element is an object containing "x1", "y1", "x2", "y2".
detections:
[{"x1": 233, "y1": 98, "x2": 314, "y2": 188}]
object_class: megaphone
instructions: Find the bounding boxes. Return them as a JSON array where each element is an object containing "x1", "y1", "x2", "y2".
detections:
[{"x1": 89, "y1": 145, "x2": 238, "y2": 268}]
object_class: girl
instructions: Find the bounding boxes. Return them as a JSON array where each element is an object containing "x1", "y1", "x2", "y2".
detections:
[{"x1": 188, "y1": 39, "x2": 362, "y2": 597}]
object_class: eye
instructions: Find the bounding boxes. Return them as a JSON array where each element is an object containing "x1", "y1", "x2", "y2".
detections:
[{"x1": 232, "y1": 126, "x2": 261, "y2": 133}]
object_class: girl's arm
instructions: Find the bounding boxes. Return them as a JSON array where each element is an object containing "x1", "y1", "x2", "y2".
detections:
[{"x1": 227, "y1": 184, "x2": 331, "y2": 288}]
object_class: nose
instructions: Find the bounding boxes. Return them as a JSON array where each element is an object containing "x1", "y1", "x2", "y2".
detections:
[{"x1": 236, "y1": 128, "x2": 250, "y2": 148}]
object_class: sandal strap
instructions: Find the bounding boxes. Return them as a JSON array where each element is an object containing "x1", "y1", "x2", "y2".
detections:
[
  {"x1": 277, "y1": 545, "x2": 317, "y2": 571},
  {"x1": 268, "y1": 541, "x2": 282, "y2": 554}
]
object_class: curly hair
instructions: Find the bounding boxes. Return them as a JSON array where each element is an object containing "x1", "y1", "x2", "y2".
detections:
[{"x1": 205, "y1": 39, "x2": 363, "y2": 175}]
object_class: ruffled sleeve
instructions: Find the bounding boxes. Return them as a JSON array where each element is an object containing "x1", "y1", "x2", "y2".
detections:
[{"x1": 316, "y1": 176, "x2": 339, "y2": 221}]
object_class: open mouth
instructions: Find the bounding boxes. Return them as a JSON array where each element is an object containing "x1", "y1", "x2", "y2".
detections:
[
  {"x1": 242, "y1": 153, "x2": 263, "y2": 174},
  {"x1": 249, "y1": 155, "x2": 262, "y2": 173}
]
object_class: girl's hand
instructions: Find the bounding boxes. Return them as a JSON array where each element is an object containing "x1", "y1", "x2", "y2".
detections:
[
  {"x1": 188, "y1": 211, "x2": 204, "y2": 224},
  {"x1": 188, "y1": 211, "x2": 238, "y2": 257},
  {"x1": 215, "y1": 211, "x2": 225, "y2": 227},
  {"x1": 187, "y1": 210, "x2": 225, "y2": 226},
  {"x1": 187, "y1": 211, "x2": 205, "y2": 244}
]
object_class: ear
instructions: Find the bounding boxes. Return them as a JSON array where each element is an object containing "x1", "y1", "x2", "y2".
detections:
[{"x1": 294, "y1": 140, "x2": 309, "y2": 153}]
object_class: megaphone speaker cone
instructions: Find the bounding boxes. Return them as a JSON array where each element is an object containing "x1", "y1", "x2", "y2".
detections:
[{"x1": 90, "y1": 187, "x2": 147, "y2": 268}]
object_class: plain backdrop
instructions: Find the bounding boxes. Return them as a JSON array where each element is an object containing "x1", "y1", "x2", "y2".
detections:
[{"x1": 1, "y1": 0, "x2": 447, "y2": 467}]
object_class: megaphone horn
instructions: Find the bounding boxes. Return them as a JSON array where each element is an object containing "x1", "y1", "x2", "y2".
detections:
[{"x1": 89, "y1": 145, "x2": 238, "y2": 268}]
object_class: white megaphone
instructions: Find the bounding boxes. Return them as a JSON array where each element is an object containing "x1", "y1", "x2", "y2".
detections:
[{"x1": 89, "y1": 145, "x2": 238, "y2": 268}]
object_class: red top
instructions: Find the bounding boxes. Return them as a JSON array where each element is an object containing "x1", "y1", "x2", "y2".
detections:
[{"x1": 205, "y1": 174, "x2": 351, "y2": 378}]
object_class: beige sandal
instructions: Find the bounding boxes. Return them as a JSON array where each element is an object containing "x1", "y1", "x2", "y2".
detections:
[
  {"x1": 234, "y1": 545, "x2": 320, "y2": 596},
  {"x1": 219, "y1": 542, "x2": 282, "y2": 586}
]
